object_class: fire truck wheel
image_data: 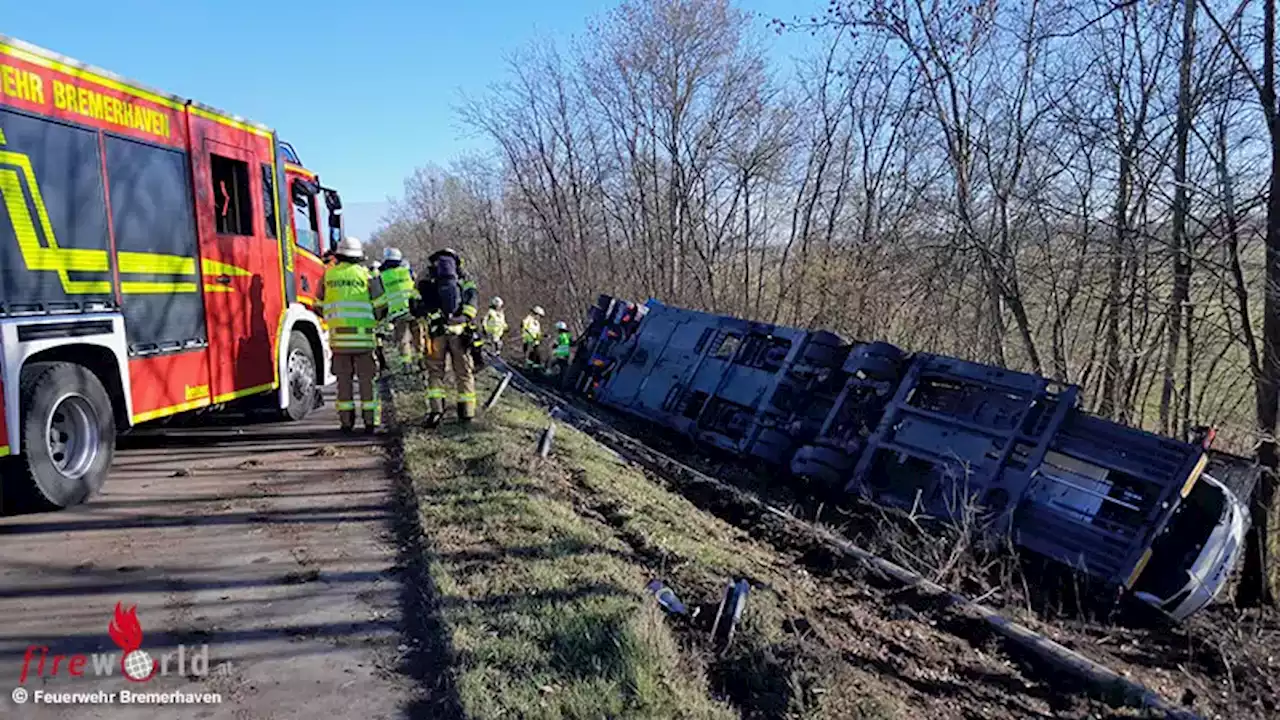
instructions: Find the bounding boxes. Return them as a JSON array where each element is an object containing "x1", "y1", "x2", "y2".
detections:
[
  {"x1": 282, "y1": 330, "x2": 318, "y2": 422},
  {"x1": 16, "y1": 362, "x2": 114, "y2": 509}
]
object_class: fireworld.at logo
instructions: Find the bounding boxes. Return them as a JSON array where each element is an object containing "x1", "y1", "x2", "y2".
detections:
[
  {"x1": 19, "y1": 603, "x2": 214, "y2": 684},
  {"x1": 109, "y1": 603, "x2": 156, "y2": 682}
]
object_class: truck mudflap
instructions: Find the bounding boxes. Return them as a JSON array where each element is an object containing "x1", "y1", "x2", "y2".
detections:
[{"x1": 0, "y1": 375, "x2": 8, "y2": 458}]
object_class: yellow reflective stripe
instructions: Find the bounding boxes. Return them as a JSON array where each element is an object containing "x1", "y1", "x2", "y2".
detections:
[
  {"x1": 0, "y1": 41, "x2": 185, "y2": 111},
  {"x1": 0, "y1": 158, "x2": 112, "y2": 294},
  {"x1": 122, "y1": 281, "x2": 198, "y2": 294},
  {"x1": 117, "y1": 252, "x2": 195, "y2": 276},
  {"x1": 202, "y1": 259, "x2": 253, "y2": 277},
  {"x1": 132, "y1": 397, "x2": 212, "y2": 424},
  {"x1": 213, "y1": 382, "x2": 275, "y2": 405},
  {"x1": 426, "y1": 388, "x2": 447, "y2": 399},
  {"x1": 0, "y1": 445, "x2": 10, "y2": 458},
  {"x1": 204, "y1": 284, "x2": 234, "y2": 293},
  {"x1": 336, "y1": 400, "x2": 357, "y2": 411},
  {"x1": 0, "y1": 147, "x2": 212, "y2": 297},
  {"x1": 186, "y1": 105, "x2": 272, "y2": 139},
  {"x1": 459, "y1": 392, "x2": 476, "y2": 402}
]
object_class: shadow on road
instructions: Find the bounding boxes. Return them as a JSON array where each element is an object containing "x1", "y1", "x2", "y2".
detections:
[{"x1": 381, "y1": 380, "x2": 466, "y2": 720}]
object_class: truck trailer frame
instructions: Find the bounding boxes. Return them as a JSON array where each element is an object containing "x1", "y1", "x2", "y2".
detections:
[{"x1": 565, "y1": 295, "x2": 1254, "y2": 622}]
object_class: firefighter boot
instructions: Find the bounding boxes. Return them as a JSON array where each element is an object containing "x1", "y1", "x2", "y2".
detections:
[
  {"x1": 424, "y1": 392, "x2": 446, "y2": 429},
  {"x1": 363, "y1": 395, "x2": 381, "y2": 434}
]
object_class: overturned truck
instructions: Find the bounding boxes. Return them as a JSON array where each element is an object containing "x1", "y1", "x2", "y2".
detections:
[{"x1": 562, "y1": 296, "x2": 1256, "y2": 622}]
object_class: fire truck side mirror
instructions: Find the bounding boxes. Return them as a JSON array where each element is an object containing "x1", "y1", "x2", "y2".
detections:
[
  {"x1": 323, "y1": 189, "x2": 344, "y2": 247},
  {"x1": 291, "y1": 178, "x2": 319, "y2": 205}
]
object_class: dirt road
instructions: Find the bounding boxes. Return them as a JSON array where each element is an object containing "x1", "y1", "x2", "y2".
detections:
[{"x1": 0, "y1": 390, "x2": 429, "y2": 718}]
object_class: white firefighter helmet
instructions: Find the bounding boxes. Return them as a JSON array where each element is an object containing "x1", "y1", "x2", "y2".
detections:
[
  {"x1": 336, "y1": 236, "x2": 364, "y2": 260},
  {"x1": 491, "y1": 296, "x2": 504, "y2": 308},
  {"x1": 383, "y1": 247, "x2": 403, "y2": 262},
  {"x1": 555, "y1": 321, "x2": 568, "y2": 331},
  {"x1": 532, "y1": 306, "x2": 545, "y2": 316}
]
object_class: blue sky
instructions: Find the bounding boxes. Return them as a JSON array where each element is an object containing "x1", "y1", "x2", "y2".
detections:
[{"x1": 5, "y1": 0, "x2": 822, "y2": 238}]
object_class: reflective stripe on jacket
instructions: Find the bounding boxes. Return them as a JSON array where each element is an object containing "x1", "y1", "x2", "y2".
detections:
[
  {"x1": 484, "y1": 309, "x2": 508, "y2": 339},
  {"x1": 380, "y1": 265, "x2": 418, "y2": 320},
  {"x1": 521, "y1": 315, "x2": 541, "y2": 344},
  {"x1": 321, "y1": 262, "x2": 378, "y2": 351}
]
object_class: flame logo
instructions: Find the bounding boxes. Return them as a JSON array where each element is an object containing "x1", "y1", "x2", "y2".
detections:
[
  {"x1": 108, "y1": 603, "x2": 143, "y2": 651},
  {"x1": 108, "y1": 603, "x2": 156, "y2": 682}
]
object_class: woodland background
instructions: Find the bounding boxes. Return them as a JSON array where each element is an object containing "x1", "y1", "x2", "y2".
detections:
[{"x1": 368, "y1": 0, "x2": 1280, "y2": 602}]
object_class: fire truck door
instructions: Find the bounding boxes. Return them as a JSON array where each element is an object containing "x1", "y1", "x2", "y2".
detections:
[{"x1": 196, "y1": 139, "x2": 281, "y2": 401}]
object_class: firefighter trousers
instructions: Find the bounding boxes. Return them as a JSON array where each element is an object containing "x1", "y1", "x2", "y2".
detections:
[
  {"x1": 332, "y1": 350, "x2": 380, "y2": 429},
  {"x1": 426, "y1": 333, "x2": 476, "y2": 419},
  {"x1": 523, "y1": 340, "x2": 544, "y2": 369},
  {"x1": 389, "y1": 315, "x2": 419, "y2": 370}
]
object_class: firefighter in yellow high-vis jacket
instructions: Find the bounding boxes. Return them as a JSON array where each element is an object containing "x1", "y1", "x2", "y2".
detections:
[{"x1": 318, "y1": 237, "x2": 385, "y2": 433}]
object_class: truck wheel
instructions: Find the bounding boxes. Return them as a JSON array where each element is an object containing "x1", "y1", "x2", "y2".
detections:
[
  {"x1": 847, "y1": 355, "x2": 898, "y2": 382},
  {"x1": 861, "y1": 341, "x2": 904, "y2": 363},
  {"x1": 281, "y1": 330, "x2": 318, "y2": 421},
  {"x1": 16, "y1": 362, "x2": 114, "y2": 509},
  {"x1": 789, "y1": 444, "x2": 853, "y2": 489}
]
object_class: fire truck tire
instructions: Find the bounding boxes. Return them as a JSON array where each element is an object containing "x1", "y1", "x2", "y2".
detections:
[
  {"x1": 16, "y1": 361, "x2": 114, "y2": 509},
  {"x1": 281, "y1": 330, "x2": 318, "y2": 422}
]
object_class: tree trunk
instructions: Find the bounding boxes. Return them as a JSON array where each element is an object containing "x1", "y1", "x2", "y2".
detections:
[
  {"x1": 1160, "y1": 0, "x2": 1196, "y2": 437},
  {"x1": 1239, "y1": 0, "x2": 1280, "y2": 608}
]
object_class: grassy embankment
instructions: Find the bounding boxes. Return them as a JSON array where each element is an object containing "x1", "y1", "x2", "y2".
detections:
[
  {"x1": 390, "y1": 367, "x2": 1155, "y2": 720},
  {"x1": 392, "y1": 367, "x2": 912, "y2": 720}
]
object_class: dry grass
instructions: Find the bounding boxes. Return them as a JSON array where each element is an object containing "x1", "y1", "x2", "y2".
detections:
[{"x1": 397, "y1": 375, "x2": 737, "y2": 719}]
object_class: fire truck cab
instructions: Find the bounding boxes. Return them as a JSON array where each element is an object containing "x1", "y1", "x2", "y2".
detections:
[{"x1": 0, "y1": 35, "x2": 341, "y2": 510}]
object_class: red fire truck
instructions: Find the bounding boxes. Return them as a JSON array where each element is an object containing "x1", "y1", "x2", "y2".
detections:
[{"x1": 0, "y1": 35, "x2": 341, "y2": 510}]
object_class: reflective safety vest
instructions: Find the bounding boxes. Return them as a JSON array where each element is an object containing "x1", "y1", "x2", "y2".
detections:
[
  {"x1": 484, "y1": 308, "x2": 508, "y2": 339},
  {"x1": 321, "y1": 262, "x2": 376, "y2": 352},
  {"x1": 380, "y1": 265, "x2": 418, "y2": 320},
  {"x1": 553, "y1": 330, "x2": 572, "y2": 359},
  {"x1": 522, "y1": 315, "x2": 542, "y2": 344}
]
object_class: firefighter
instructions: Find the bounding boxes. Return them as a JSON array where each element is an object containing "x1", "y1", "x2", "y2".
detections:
[
  {"x1": 415, "y1": 248, "x2": 480, "y2": 427},
  {"x1": 378, "y1": 247, "x2": 420, "y2": 373},
  {"x1": 318, "y1": 236, "x2": 384, "y2": 433},
  {"x1": 550, "y1": 320, "x2": 574, "y2": 378},
  {"x1": 521, "y1": 306, "x2": 545, "y2": 370},
  {"x1": 366, "y1": 257, "x2": 389, "y2": 368},
  {"x1": 483, "y1": 296, "x2": 508, "y2": 352}
]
